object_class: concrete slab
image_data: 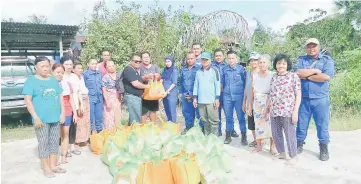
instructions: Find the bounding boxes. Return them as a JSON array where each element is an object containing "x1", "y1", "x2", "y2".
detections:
[{"x1": 2, "y1": 129, "x2": 361, "y2": 184}]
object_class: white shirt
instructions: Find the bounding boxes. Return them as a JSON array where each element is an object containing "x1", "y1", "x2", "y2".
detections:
[
  {"x1": 252, "y1": 71, "x2": 274, "y2": 94},
  {"x1": 63, "y1": 73, "x2": 87, "y2": 110}
]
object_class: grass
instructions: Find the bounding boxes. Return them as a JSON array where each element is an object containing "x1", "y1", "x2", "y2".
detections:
[{"x1": 1, "y1": 126, "x2": 35, "y2": 143}]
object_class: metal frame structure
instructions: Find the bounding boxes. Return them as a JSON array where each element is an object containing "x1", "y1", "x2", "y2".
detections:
[{"x1": 1, "y1": 22, "x2": 79, "y2": 57}]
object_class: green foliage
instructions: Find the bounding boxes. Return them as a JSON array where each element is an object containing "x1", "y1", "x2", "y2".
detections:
[
  {"x1": 203, "y1": 36, "x2": 225, "y2": 54},
  {"x1": 81, "y1": 1, "x2": 194, "y2": 68},
  {"x1": 330, "y1": 48, "x2": 361, "y2": 107}
]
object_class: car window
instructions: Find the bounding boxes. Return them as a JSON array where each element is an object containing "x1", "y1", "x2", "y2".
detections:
[
  {"x1": 1, "y1": 63, "x2": 12, "y2": 77},
  {"x1": 12, "y1": 63, "x2": 28, "y2": 76}
]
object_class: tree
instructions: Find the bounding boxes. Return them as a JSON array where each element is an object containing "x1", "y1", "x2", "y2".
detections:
[
  {"x1": 2, "y1": 18, "x2": 14, "y2": 22},
  {"x1": 28, "y1": 14, "x2": 47, "y2": 24}
]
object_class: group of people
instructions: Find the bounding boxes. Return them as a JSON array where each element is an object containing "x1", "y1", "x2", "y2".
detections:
[{"x1": 23, "y1": 37, "x2": 334, "y2": 178}]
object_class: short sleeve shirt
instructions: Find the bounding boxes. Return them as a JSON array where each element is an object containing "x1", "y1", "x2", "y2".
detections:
[
  {"x1": 123, "y1": 65, "x2": 143, "y2": 97},
  {"x1": 269, "y1": 72, "x2": 301, "y2": 117},
  {"x1": 140, "y1": 64, "x2": 160, "y2": 84},
  {"x1": 102, "y1": 74, "x2": 117, "y2": 94},
  {"x1": 22, "y1": 76, "x2": 63, "y2": 123}
]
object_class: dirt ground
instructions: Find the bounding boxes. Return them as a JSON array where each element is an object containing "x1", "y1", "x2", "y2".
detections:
[{"x1": 2, "y1": 128, "x2": 361, "y2": 184}]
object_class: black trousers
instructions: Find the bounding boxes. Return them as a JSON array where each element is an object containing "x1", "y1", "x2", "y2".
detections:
[
  {"x1": 59, "y1": 120, "x2": 77, "y2": 145},
  {"x1": 69, "y1": 121, "x2": 77, "y2": 144}
]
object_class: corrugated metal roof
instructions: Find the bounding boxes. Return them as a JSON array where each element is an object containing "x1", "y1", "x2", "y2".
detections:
[{"x1": 1, "y1": 22, "x2": 79, "y2": 51}]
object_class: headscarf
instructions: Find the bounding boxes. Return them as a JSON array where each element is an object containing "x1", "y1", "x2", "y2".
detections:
[{"x1": 162, "y1": 55, "x2": 175, "y2": 79}]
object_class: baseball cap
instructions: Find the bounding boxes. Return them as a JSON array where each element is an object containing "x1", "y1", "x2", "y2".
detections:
[
  {"x1": 305, "y1": 38, "x2": 320, "y2": 46},
  {"x1": 200, "y1": 52, "x2": 212, "y2": 60},
  {"x1": 248, "y1": 52, "x2": 260, "y2": 61}
]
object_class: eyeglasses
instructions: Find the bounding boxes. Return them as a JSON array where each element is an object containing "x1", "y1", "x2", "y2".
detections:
[{"x1": 133, "y1": 60, "x2": 142, "y2": 64}]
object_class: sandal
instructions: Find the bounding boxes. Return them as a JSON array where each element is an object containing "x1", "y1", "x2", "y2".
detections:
[
  {"x1": 43, "y1": 171, "x2": 55, "y2": 178},
  {"x1": 66, "y1": 151, "x2": 72, "y2": 157},
  {"x1": 58, "y1": 154, "x2": 68, "y2": 165},
  {"x1": 248, "y1": 141, "x2": 257, "y2": 147},
  {"x1": 52, "y1": 167, "x2": 66, "y2": 173},
  {"x1": 70, "y1": 149, "x2": 81, "y2": 155}
]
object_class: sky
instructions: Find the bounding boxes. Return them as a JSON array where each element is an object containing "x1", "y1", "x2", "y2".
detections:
[{"x1": 1, "y1": 0, "x2": 338, "y2": 33}]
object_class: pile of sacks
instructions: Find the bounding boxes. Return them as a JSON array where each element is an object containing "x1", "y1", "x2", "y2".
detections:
[{"x1": 91, "y1": 120, "x2": 232, "y2": 184}]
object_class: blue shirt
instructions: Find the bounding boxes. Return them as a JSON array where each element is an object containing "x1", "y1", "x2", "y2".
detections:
[
  {"x1": 180, "y1": 64, "x2": 201, "y2": 95},
  {"x1": 83, "y1": 68, "x2": 103, "y2": 103},
  {"x1": 193, "y1": 66, "x2": 221, "y2": 104},
  {"x1": 162, "y1": 68, "x2": 178, "y2": 96},
  {"x1": 195, "y1": 58, "x2": 202, "y2": 66},
  {"x1": 211, "y1": 60, "x2": 228, "y2": 83},
  {"x1": 295, "y1": 54, "x2": 335, "y2": 98},
  {"x1": 22, "y1": 76, "x2": 63, "y2": 123},
  {"x1": 222, "y1": 64, "x2": 247, "y2": 101}
]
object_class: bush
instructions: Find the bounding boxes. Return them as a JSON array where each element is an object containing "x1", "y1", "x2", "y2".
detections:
[{"x1": 330, "y1": 48, "x2": 361, "y2": 108}]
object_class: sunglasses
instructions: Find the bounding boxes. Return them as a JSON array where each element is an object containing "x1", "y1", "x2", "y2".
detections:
[{"x1": 133, "y1": 60, "x2": 142, "y2": 64}]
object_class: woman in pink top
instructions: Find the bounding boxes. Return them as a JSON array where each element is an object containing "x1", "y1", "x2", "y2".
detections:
[
  {"x1": 102, "y1": 61, "x2": 121, "y2": 130},
  {"x1": 72, "y1": 62, "x2": 91, "y2": 145},
  {"x1": 52, "y1": 64, "x2": 77, "y2": 165}
]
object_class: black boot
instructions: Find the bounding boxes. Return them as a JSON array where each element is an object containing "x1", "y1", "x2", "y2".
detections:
[
  {"x1": 181, "y1": 126, "x2": 192, "y2": 135},
  {"x1": 218, "y1": 129, "x2": 222, "y2": 137},
  {"x1": 297, "y1": 141, "x2": 305, "y2": 154},
  {"x1": 224, "y1": 131, "x2": 232, "y2": 144},
  {"x1": 319, "y1": 143, "x2": 329, "y2": 161},
  {"x1": 241, "y1": 133, "x2": 248, "y2": 146},
  {"x1": 231, "y1": 130, "x2": 239, "y2": 138}
]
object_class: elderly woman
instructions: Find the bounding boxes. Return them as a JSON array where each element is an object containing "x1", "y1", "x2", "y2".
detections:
[
  {"x1": 23, "y1": 57, "x2": 66, "y2": 177},
  {"x1": 72, "y1": 62, "x2": 91, "y2": 146},
  {"x1": 161, "y1": 56, "x2": 178, "y2": 123},
  {"x1": 102, "y1": 61, "x2": 122, "y2": 130},
  {"x1": 247, "y1": 54, "x2": 277, "y2": 154}
]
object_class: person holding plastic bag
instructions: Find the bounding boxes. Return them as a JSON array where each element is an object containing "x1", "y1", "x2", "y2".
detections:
[
  {"x1": 140, "y1": 51, "x2": 161, "y2": 123},
  {"x1": 161, "y1": 56, "x2": 178, "y2": 123}
]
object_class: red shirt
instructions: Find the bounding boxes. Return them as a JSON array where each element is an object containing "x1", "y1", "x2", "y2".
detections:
[{"x1": 97, "y1": 62, "x2": 107, "y2": 77}]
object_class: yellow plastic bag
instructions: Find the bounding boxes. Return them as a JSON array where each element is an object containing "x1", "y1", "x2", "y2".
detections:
[
  {"x1": 159, "y1": 117, "x2": 180, "y2": 134},
  {"x1": 90, "y1": 131, "x2": 104, "y2": 155},
  {"x1": 137, "y1": 159, "x2": 174, "y2": 184},
  {"x1": 170, "y1": 153, "x2": 201, "y2": 184},
  {"x1": 143, "y1": 80, "x2": 166, "y2": 100}
]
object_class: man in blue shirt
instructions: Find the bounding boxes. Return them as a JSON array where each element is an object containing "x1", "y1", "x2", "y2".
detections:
[
  {"x1": 193, "y1": 52, "x2": 221, "y2": 135},
  {"x1": 295, "y1": 38, "x2": 335, "y2": 161},
  {"x1": 192, "y1": 42, "x2": 203, "y2": 66},
  {"x1": 222, "y1": 51, "x2": 247, "y2": 145},
  {"x1": 211, "y1": 48, "x2": 229, "y2": 137},
  {"x1": 180, "y1": 52, "x2": 203, "y2": 134}
]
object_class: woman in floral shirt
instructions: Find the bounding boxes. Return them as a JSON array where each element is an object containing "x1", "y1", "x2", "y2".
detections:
[
  {"x1": 102, "y1": 61, "x2": 122, "y2": 130},
  {"x1": 265, "y1": 53, "x2": 301, "y2": 165}
]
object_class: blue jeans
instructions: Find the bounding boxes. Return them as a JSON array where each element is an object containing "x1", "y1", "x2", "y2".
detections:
[
  {"x1": 297, "y1": 97, "x2": 330, "y2": 144},
  {"x1": 90, "y1": 99, "x2": 104, "y2": 132},
  {"x1": 125, "y1": 93, "x2": 142, "y2": 124},
  {"x1": 163, "y1": 94, "x2": 178, "y2": 123},
  {"x1": 223, "y1": 96, "x2": 247, "y2": 133},
  {"x1": 182, "y1": 94, "x2": 204, "y2": 128}
]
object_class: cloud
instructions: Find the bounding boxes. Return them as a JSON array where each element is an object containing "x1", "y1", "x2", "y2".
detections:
[
  {"x1": 269, "y1": 0, "x2": 337, "y2": 32},
  {"x1": 1, "y1": 0, "x2": 98, "y2": 25}
]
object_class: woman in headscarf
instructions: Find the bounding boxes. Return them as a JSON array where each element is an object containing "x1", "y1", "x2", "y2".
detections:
[{"x1": 161, "y1": 56, "x2": 178, "y2": 123}]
